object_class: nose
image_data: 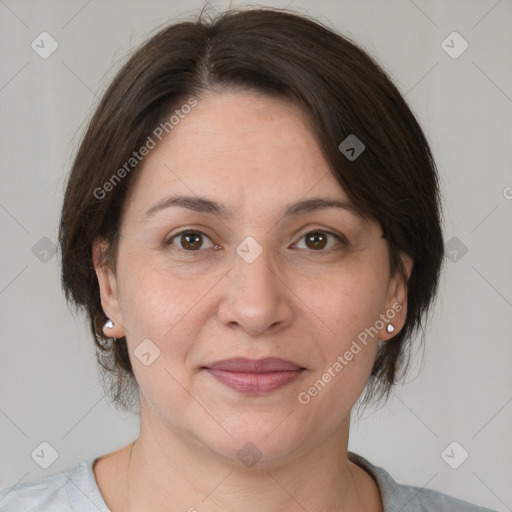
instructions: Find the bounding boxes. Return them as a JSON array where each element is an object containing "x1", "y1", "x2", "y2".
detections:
[{"x1": 217, "y1": 244, "x2": 294, "y2": 337}]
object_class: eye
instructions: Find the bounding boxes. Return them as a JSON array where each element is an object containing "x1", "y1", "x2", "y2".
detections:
[
  {"x1": 166, "y1": 230, "x2": 215, "y2": 251},
  {"x1": 165, "y1": 229, "x2": 347, "y2": 253},
  {"x1": 293, "y1": 230, "x2": 346, "y2": 252}
]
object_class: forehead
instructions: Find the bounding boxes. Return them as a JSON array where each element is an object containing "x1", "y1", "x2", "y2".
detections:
[
  {"x1": 161, "y1": 90, "x2": 327, "y2": 168},
  {"x1": 123, "y1": 90, "x2": 366, "y2": 225}
]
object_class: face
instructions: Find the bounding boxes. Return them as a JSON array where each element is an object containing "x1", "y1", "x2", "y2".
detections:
[{"x1": 95, "y1": 90, "x2": 411, "y2": 466}]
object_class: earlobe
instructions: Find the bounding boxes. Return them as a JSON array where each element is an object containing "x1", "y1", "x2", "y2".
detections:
[
  {"x1": 379, "y1": 298, "x2": 406, "y2": 342},
  {"x1": 92, "y1": 238, "x2": 125, "y2": 339},
  {"x1": 380, "y1": 252, "x2": 413, "y2": 341},
  {"x1": 102, "y1": 318, "x2": 118, "y2": 339}
]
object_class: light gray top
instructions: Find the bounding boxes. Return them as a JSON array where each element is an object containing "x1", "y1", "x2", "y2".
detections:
[{"x1": 0, "y1": 451, "x2": 497, "y2": 511}]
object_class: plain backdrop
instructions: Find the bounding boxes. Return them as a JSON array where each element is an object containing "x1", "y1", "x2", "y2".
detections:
[{"x1": 0, "y1": 1, "x2": 511, "y2": 510}]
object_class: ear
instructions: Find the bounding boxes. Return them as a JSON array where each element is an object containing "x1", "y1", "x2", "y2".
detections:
[
  {"x1": 378, "y1": 251, "x2": 413, "y2": 341},
  {"x1": 92, "y1": 238, "x2": 125, "y2": 339}
]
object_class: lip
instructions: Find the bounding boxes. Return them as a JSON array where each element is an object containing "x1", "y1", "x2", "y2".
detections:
[{"x1": 203, "y1": 357, "x2": 305, "y2": 394}]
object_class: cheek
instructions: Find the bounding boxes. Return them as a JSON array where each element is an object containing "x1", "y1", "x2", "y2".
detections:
[
  {"x1": 307, "y1": 258, "x2": 388, "y2": 347},
  {"x1": 117, "y1": 264, "x2": 206, "y2": 407},
  {"x1": 116, "y1": 232, "x2": 224, "y2": 322},
  {"x1": 299, "y1": 281, "x2": 383, "y2": 419},
  {"x1": 303, "y1": 256, "x2": 388, "y2": 397},
  {"x1": 115, "y1": 247, "x2": 207, "y2": 361}
]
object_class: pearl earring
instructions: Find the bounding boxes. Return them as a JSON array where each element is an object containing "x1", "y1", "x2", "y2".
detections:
[
  {"x1": 104, "y1": 319, "x2": 114, "y2": 330},
  {"x1": 386, "y1": 324, "x2": 395, "y2": 333}
]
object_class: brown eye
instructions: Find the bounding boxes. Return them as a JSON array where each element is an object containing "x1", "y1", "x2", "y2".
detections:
[
  {"x1": 305, "y1": 232, "x2": 328, "y2": 250},
  {"x1": 167, "y1": 230, "x2": 214, "y2": 251},
  {"x1": 295, "y1": 230, "x2": 345, "y2": 252}
]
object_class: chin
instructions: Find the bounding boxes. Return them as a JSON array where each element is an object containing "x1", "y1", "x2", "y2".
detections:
[{"x1": 193, "y1": 414, "x2": 311, "y2": 469}]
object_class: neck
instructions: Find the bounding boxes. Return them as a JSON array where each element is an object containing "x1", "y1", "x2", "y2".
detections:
[{"x1": 120, "y1": 406, "x2": 381, "y2": 512}]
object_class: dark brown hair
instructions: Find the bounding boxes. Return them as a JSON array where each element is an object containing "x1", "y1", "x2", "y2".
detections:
[{"x1": 59, "y1": 6, "x2": 445, "y2": 413}]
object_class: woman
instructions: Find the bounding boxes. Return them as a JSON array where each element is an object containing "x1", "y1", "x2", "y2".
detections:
[{"x1": 0, "y1": 7, "x2": 496, "y2": 512}]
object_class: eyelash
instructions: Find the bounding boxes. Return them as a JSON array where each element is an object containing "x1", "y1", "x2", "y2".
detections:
[{"x1": 164, "y1": 229, "x2": 348, "y2": 255}]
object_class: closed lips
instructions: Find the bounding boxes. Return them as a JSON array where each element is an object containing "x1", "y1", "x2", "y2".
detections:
[
  {"x1": 203, "y1": 358, "x2": 306, "y2": 394},
  {"x1": 204, "y1": 357, "x2": 304, "y2": 372}
]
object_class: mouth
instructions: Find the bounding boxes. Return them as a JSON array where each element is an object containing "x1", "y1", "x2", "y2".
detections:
[{"x1": 202, "y1": 357, "x2": 306, "y2": 394}]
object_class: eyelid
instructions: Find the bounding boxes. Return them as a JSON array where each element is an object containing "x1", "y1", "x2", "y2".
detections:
[{"x1": 293, "y1": 226, "x2": 349, "y2": 245}]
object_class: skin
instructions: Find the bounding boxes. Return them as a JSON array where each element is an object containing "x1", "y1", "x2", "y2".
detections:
[{"x1": 93, "y1": 90, "x2": 412, "y2": 512}]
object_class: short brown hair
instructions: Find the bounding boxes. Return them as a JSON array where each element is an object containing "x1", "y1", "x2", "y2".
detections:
[{"x1": 59, "y1": 6, "x2": 444, "y2": 413}]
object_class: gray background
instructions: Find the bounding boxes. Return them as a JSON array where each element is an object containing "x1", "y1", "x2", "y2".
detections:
[{"x1": 0, "y1": 0, "x2": 511, "y2": 510}]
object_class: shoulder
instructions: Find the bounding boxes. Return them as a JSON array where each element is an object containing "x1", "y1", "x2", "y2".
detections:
[
  {"x1": 0, "y1": 470, "x2": 70, "y2": 511},
  {"x1": 0, "y1": 458, "x2": 108, "y2": 512},
  {"x1": 348, "y1": 452, "x2": 498, "y2": 512}
]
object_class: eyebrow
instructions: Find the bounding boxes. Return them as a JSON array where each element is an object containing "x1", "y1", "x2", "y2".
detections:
[{"x1": 143, "y1": 194, "x2": 363, "y2": 221}]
